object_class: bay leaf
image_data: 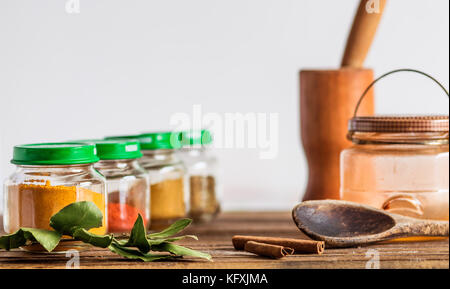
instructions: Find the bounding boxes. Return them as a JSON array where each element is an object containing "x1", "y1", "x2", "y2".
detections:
[
  {"x1": 147, "y1": 219, "x2": 192, "y2": 239},
  {"x1": 108, "y1": 243, "x2": 175, "y2": 262},
  {"x1": 50, "y1": 201, "x2": 103, "y2": 235},
  {"x1": 122, "y1": 214, "x2": 150, "y2": 253},
  {"x1": 148, "y1": 235, "x2": 198, "y2": 246},
  {"x1": 72, "y1": 228, "x2": 113, "y2": 248},
  {"x1": 0, "y1": 228, "x2": 61, "y2": 252},
  {"x1": 152, "y1": 242, "x2": 212, "y2": 261}
]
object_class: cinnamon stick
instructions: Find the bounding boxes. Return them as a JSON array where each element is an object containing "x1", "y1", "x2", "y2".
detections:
[
  {"x1": 244, "y1": 241, "x2": 294, "y2": 259},
  {"x1": 232, "y1": 235, "x2": 325, "y2": 254}
]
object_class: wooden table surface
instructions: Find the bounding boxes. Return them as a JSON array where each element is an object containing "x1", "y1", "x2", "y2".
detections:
[{"x1": 0, "y1": 212, "x2": 448, "y2": 269}]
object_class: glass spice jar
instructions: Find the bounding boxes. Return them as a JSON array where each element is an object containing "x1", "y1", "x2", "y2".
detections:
[
  {"x1": 3, "y1": 143, "x2": 107, "y2": 252},
  {"x1": 77, "y1": 140, "x2": 150, "y2": 233},
  {"x1": 179, "y1": 130, "x2": 221, "y2": 222},
  {"x1": 340, "y1": 69, "x2": 449, "y2": 221},
  {"x1": 135, "y1": 132, "x2": 187, "y2": 230}
]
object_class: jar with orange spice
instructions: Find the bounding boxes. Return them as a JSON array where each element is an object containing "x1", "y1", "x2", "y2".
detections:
[
  {"x1": 3, "y1": 143, "x2": 107, "y2": 252},
  {"x1": 340, "y1": 70, "x2": 449, "y2": 221}
]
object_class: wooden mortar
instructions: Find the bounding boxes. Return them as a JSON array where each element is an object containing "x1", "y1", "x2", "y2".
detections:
[
  {"x1": 300, "y1": 0, "x2": 386, "y2": 201},
  {"x1": 300, "y1": 69, "x2": 375, "y2": 200}
]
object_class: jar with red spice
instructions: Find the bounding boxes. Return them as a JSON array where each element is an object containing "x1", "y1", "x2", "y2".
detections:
[
  {"x1": 76, "y1": 140, "x2": 150, "y2": 233},
  {"x1": 105, "y1": 132, "x2": 186, "y2": 231}
]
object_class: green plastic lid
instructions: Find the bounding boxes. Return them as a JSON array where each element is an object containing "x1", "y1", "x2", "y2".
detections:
[
  {"x1": 73, "y1": 140, "x2": 143, "y2": 160},
  {"x1": 180, "y1": 130, "x2": 213, "y2": 146},
  {"x1": 137, "y1": 131, "x2": 183, "y2": 150},
  {"x1": 11, "y1": 143, "x2": 99, "y2": 165},
  {"x1": 104, "y1": 134, "x2": 140, "y2": 141}
]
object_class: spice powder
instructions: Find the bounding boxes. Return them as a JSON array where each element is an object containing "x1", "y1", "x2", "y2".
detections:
[
  {"x1": 189, "y1": 175, "x2": 220, "y2": 218},
  {"x1": 107, "y1": 178, "x2": 149, "y2": 232},
  {"x1": 150, "y1": 178, "x2": 185, "y2": 221},
  {"x1": 6, "y1": 180, "x2": 106, "y2": 235}
]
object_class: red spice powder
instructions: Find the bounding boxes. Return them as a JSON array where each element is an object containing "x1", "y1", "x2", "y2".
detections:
[{"x1": 108, "y1": 203, "x2": 146, "y2": 233}]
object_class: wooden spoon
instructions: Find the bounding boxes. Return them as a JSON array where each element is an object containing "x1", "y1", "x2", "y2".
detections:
[{"x1": 292, "y1": 200, "x2": 449, "y2": 248}]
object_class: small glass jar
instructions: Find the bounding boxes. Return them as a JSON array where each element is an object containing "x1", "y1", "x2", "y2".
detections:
[
  {"x1": 179, "y1": 130, "x2": 220, "y2": 222},
  {"x1": 3, "y1": 143, "x2": 107, "y2": 252},
  {"x1": 78, "y1": 140, "x2": 150, "y2": 233},
  {"x1": 137, "y1": 132, "x2": 187, "y2": 230},
  {"x1": 341, "y1": 124, "x2": 449, "y2": 220},
  {"x1": 340, "y1": 70, "x2": 449, "y2": 221}
]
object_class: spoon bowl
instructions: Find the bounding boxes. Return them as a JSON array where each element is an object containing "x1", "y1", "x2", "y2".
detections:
[{"x1": 292, "y1": 200, "x2": 449, "y2": 248}]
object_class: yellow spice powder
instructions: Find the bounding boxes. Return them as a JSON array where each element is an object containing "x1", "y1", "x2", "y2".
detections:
[
  {"x1": 7, "y1": 180, "x2": 106, "y2": 235},
  {"x1": 150, "y1": 178, "x2": 185, "y2": 221}
]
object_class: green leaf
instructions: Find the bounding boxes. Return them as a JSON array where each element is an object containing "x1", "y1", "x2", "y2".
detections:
[
  {"x1": 1, "y1": 203, "x2": 210, "y2": 263},
  {"x1": 122, "y1": 214, "x2": 150, "y2": 253},
  {"x1": 152, "y1": 242, "x2": 212, "y2": 261},
  {"x1": 22, "y1": 228, "x2": 62, "y2": 252},
  {"x1": 115, "y1": 234, "x2": 198, "y2": 247},
  {"x1": 0, "y1": 228, "x2": 61, "y2": 252},
  {"x1": 108, "y1": 243, "x2": 175, "y2": 262},
  {"x1": 0, "y1": 230, "x2": 27, "y2": 250},
  {"x1": 148, "y1": 235, "x2": 198, "y2": 246},
  {"x1": 147, "y1": 219, "x2": 192, "y2": 239},
  {"x1": 50, "y1": 201, "x2": 103, "y2": 235},
  {"x1": 72, "y1": 228, "x2": 113, "y2": 248}
]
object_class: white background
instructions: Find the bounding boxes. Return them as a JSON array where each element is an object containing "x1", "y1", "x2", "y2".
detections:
[{"x1": 0, "y1": 0, "x2": 449, "y2": 212}]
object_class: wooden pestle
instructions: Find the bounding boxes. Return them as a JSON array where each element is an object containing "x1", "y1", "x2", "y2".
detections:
[
  {"x1": 342, "y1": 0, "x2": 387, "y2": 67},
  {"x1": 300, "y1": 0, "x2": 386, "y2": 201}
]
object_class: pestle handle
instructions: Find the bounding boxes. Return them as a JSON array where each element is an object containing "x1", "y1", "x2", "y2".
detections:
[{"x1": 341, "y1": 0, "x2": 387, "y2": 68}]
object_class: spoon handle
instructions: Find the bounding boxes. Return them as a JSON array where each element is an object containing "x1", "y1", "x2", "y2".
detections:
[{"x1": 395, "y1": 220, "x2": 449, "y2": 237}]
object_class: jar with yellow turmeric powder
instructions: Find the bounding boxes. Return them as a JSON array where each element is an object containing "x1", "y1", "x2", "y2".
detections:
[
  {"x1": 138, "y1": 132, "x2": 187, "y2": 230},
  {"x1": 3, "y1": 143, "x2": 107, "y2": 252},
  {"x1": 107, "y1": 132, "x2": 187, "y2": 230}
]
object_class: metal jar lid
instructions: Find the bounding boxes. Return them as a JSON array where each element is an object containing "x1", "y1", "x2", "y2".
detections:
[
  {"x1": 349, "y1": 115, "x2": 449, "y2": 133},
  {"x1": 348, "y1": 69, "x2": 449, "y2": 136}
]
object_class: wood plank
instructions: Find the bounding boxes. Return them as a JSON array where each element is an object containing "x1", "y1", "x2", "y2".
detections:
[{"x1": 0, "y1": 212, "x2": 448, "y2": 269}]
